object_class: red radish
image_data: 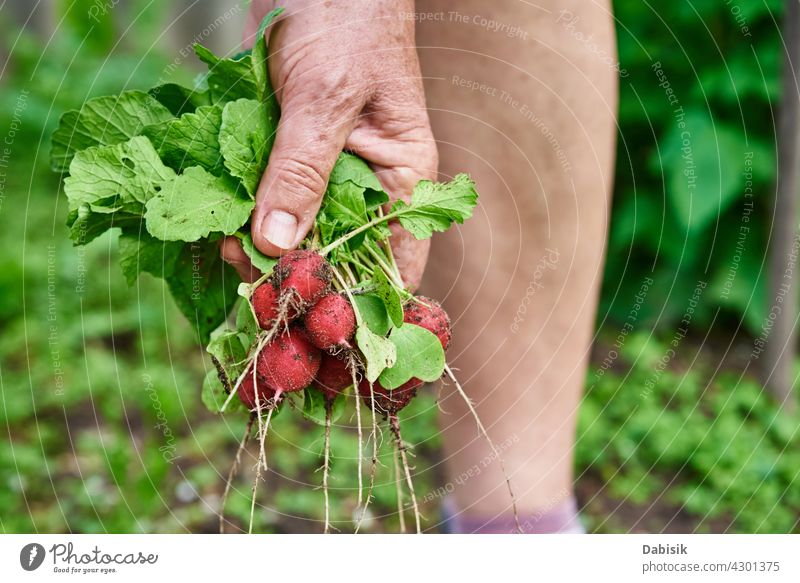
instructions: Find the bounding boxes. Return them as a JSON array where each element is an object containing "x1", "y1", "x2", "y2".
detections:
[
  {"x1": 257, "y1": 327, "x2": 321, "y2": 395},
  {"x1": 403, "y1": 296, "x2": 452, "y2": 351},
  {"x1": 304, "y1": 293, "x2": 356, "y2": 350},
  {"x1": 237, "y1": 366, "x2": 278, "y2": 410},
  {"x1": 314, "y1": 352, "x2": 353, "y2": 401},
  {"x1": 274, "y1": 250, "x2": 332, "y2": 306},
  {"x1": 358, "y1": 377, "x2": 423, "y2": 415},
  {"x1": 252, "y1": 282, "x2": 281, "y2": 329}
]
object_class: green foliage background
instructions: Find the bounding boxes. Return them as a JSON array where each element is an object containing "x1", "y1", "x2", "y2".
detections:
[
  {"x1": 0, "y1": 0, "x2": 797, "y2": 533},
  {"x1": 603, "y1": 0, "x2": 781, "y2": 333}
]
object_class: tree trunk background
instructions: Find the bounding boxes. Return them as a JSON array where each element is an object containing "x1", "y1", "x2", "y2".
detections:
[{"x1": 764, "y1": 0, "x2": 800, "y2": 413}]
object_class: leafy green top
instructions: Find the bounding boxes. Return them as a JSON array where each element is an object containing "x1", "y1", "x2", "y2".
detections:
[{"x1": 50, "y1": 7, "x2": 478, "y2": 409}]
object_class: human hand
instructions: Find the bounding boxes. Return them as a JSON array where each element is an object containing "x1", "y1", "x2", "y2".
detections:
[{"x1": 221, "y1": 0, "x2": 437, "y2": 289}]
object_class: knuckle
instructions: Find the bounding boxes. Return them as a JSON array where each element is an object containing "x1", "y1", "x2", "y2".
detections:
[
  {"x1": 316, "y1": 66, "x2": 370, "y2": 106},
  {"x1": 417, "y1": 140, "x2": 439, "y2": 176},
  {"x1": 271, "y1": 158, "x2": 328, "y2": 211},
  {"x1": 285, "y1": 66, "x2": 367, "y2": 113}
]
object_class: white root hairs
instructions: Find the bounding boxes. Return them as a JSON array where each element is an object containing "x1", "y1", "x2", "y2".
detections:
[
  {"x1": 219, "y1": 414, "x2": 255, "y2": 533},
  {"x1": 393, "y1": 446, "x2": 407, "y2": 533},
  {"x1": 444, "y1": 364, "x2": 522, "y2": 533},
  {"x1": 351, "y1": 363, "x2": 364, "y2": 510},
  {"x1": 248, "y1": 403, "x2": 276, "y2": 534},
  {"x1": 221, "y1": 285, "x2": 301, "y2": 414},
  {"x1": 390, "y1": 414, "x2": 421, "y2": 534},
  {"x1": 323, "y1": 401, "x2": 332, "y2": 534},
  {"x1": 355, "y1": 379, "x2": 379, "y2": 534}
]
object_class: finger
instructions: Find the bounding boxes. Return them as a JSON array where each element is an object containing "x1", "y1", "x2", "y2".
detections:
[
  {"x1": 363, "y1": 154, "x2": 438, "y2": 291},
  {"x1": 220, "y1": 237, "x2": 260, "y2": 283},
  {"x1": 251, "y1": 92, "x2": 362, "y2": 256},
  {"x1": 388, "y1": 222, "x2": 430, "y2": 292}
]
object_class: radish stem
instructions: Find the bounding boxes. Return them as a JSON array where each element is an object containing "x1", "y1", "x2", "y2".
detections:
[{"x1": 319, "y1": 209, "x2": 402, "y2": 256}]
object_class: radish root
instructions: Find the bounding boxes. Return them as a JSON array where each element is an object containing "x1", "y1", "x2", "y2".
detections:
[
  {"x1": 444, "y1": 364, "x2": 522, "y2": 533},
  {"x1": 249, "y1": 403, "x2": 276, "y2": 534},
  {"x1": 393, "y1": 446, "x2": 407, "y2": 533},
  {"x1": 355, "y1": 380, "x2": 380, "y2": 534},
  {"x1": 219, "y1": 414, "x2": 255, "y2": 533},
  {"x1": 389, "y1": 414, "x2": 421, "y2": 534},
  {"x1": 323, "y1": 400, "x2": 332, "y2": 534},
  {"x1": 350, "y1": 361, "x2": 364, "y2": 510}
]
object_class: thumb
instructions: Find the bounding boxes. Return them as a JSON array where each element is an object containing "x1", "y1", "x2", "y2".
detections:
[{"x1": 252, "y1": 101, "x2": 357, "y2": 256}]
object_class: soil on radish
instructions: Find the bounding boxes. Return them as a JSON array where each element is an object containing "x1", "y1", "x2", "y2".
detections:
[
  {"x1": 315, "y1": 352, "x2": 353, "y2": 401},
  {"x1": 257, "y1": 327, "x2": 321, "y2": 394},
  {"x1": 358, "y1": 377, "x2": 422, "y2": 416},
  {"x1": 304, "y1": 293, "x2": 356, "y2": 350},
  {"x1": 403, "y1": 297, "x2": 452, "y2": 351},
  {"x1": 237, "y1": 367, "x2": 278, "y2": 410},
  {"x1": 274, "y1": 250, "x2": 332, "y2": 306}
]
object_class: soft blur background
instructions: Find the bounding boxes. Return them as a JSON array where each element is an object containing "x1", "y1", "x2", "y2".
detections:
[{"x1": 1, "y1": 0, "x2": 798, "y2": 533}]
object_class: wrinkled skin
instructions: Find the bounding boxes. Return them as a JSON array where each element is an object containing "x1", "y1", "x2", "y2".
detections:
[{"x1": 221, "y1": 0, "x2": 437, "y2": 291}]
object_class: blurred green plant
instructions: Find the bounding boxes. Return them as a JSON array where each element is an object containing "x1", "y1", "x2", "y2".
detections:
[
  {"x1": 603, "y1": 0, "x2": 782, "y2": 334},
  {"x1": 577, "y1": 330, "x2": 800, "y2": 533}
]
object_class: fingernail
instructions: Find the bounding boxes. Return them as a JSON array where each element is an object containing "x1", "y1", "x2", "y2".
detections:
[{"x1": 262, "y1": 210, "x2": 298, "y2": 249}]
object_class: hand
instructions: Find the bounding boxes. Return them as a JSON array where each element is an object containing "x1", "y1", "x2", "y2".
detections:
[{"x1": 221, "y1": 0, "x2": 438, "y2": 289}]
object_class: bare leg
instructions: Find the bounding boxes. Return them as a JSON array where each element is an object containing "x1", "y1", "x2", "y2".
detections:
[{"x1": 416, "y1": 0, "x2": 618, "y2": 524}]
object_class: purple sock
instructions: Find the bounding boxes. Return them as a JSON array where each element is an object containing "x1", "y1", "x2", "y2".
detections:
[{"x1": 441, "y1": 496, "x2": 585, "y2": 534}]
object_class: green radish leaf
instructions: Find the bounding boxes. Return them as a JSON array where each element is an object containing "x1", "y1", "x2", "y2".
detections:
[
  {"x1": 356, "y1": 324, "x2": 396, "y2": 383},
  {"x1": 167, "y1": 242, "x2": 239, "y2": 344},
  {"x1": 235, "y1": 298, "x2": 259, "y2": 350},
  {"x1": 371, "y1": 268, "x2": 404, "y2": 326},
  {"x1": 237, "y1": 281, "x2": 256, "y2": 302},
  {"x1": 148, "y1": 83, "x2": 212, "y2": 116},
  {"x1": 202, "y1": 368, "x2": 244, "y2": 414},
  {"x1": 317, "y1": 214, "x2": 338, "y2": 247},
  {"x1": 207, "y1": 329, "x2": 249, "y2": 379},
  {"x1": 323, "y1": 181, "x2": 368, "y2": 228},
  {"x1": 66, "y1": 204, "x2": 142, "y2": 246},
  {"x1": 205, "y1": 327, "x2": 250, "y2": 413},
  {"x1": 391, "y1": 173, "x2": 478, "y2": 239},
  {"x1": 118, "y1": 231, "x2": 182, "y2": 286},
  {"x1": 352, "y1": 294, "x2": 391, "y2": 336},
  {"x1": 285, "y1": 389, "x2": 305, "y2": 412},
  {"x1": 302, "y1": 386, "x2": 348, "y2": 427},
  {"x1": 329, "y1": 152, "x2": 384, "y2": 191},
  {"x1": 219, "y1": 98, "x2": 274, "y2": 197},
  {"x1": 329, "y1": 152, "x2": 388, "y2": 211},
  {"x1": 241, "y1": 232, "x2": 278, "y2": 274},
  {"x1": 64, "y1": 136, "x2": 176, "y2": 214},
  {"x1": 194, "y1": 44, "x2": 259, "y2": 102},
  {"x1": 50, "y1": 91, "x2": 174, "y2": 172},
  {"x1": 378, "y1": 323, "x2": 445, "y2": 389},
  {"x1": 251, "y1": 8, "x2": 285, "y2": 103},
  {"x1": 364, "y1": 189, "x2": 390, "y2": 210},
  {"x1": 141, "y1": 104, "x2": 224, "y2": 174},
  {"x1": 145, "y1": 166, "x2": 254, "y2": 241}
]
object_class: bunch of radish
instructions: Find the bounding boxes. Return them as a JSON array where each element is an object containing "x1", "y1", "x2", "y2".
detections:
[
  {"x1": 48, "y1": 5, "x2": 519, "y2": 533},
  {"x1": 213, "y1": 243, "x2": 516, "y2": 534}
]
